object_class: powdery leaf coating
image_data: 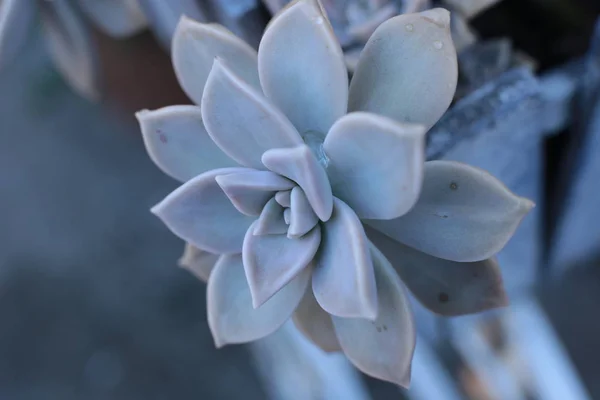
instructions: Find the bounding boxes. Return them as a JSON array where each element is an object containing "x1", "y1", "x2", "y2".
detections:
[
  {"x1": 172, "y1": 16, "x2": 260, "y2": 105},
  {"x1": 324, "y1": 112, "x2": 426, "y2": 220},
  {"x1": 243, "y1": 221, "x2": 320, "y2": 307},
  {"x1": 262, "y1": 145, "x2": 333, "y2": 221},
  {"x1": 332, "y1": 243, "x2": 415, "y2": 388},
  {"x1": 258, "y1": 0, "x2": 348, "y2": 134},
  {"x1": 202, "y1": 59, "x2": 303, "y2": 169},
  {"x1": 275, "y1": 190, "x2": 292, "y2": 208},
  {"x1": 151, "y1": 168, "x2": 255, "y2": 254},
  {"x1": 137, "y1": 106, "x2": 238, "y2": 182},
  {"x1": 312, "y1": 198, "x2": 378, "y2": 320},
  {"x1": 348, "y1": 8, "x2": 457, "y2": 130},
  {"x1": 253, "y1": 198, "x2": 289, "y2": 235},
  {"x1": 366, "y1": 227, "x2": 508, "y2": 316},
  {"x1": 207, "y1": 254, "x2": 310, "y2": 347},
  {"x1": 215, "y1": 170, "x2": 294, "y2": 216},
  {"x1": 288, "y1": 186, "x2": 319, "y2": 238},
  {"x1": 367, "y1": 160, "x2": 534, "y2": 262}
]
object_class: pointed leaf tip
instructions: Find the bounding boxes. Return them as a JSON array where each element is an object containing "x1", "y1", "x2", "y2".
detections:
[
  {"x1": 243, "y1": 221, "x2": 319, "y2": 308},
  {"x1": 202, "y1": 60, "x2": 302, "y2": 169},
  {"x1": 368, "y1": 160, "x2": 534, "y2": 262},
  {"x1": 137, "y1": 105, "x2": 238, "y2": 182},
  {"x1": 172, "y1": 16, "x2": 259, "y2": 105},
  {"x1": 332, "y1": 243, "x2": 415, "y2": 388},
  {"x1": 419, "y1": 8, "x2": 451, "y2": 29},
  {"x1": 207, "y1": 254, "x2": 309, "y2": 347}
]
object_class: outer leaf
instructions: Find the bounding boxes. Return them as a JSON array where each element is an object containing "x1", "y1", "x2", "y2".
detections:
[
  {"x1": 136, "y1": 106, "x2": 238, "y2": 182},
  {"x1": 243, "y1": 221, "x2": 320, "y2": 307},
  {"x1": 151, "y1": 168, "x2": 255, "y2": 254},
  {"x1": 207, "y1": 254, "x2": 310, "y2": 347},
  {"x1": 367, "y1": 160, "x2": 534, "y2": 262},
  {"x1": 293, "y1": 288, "x2": 341, "y2": 353},
  {"x1": 202, "y1": 59, "x2": 303, "y2": 169},
  {"x1": 178, "y1": 243, "x2": 219, "y2": 282},
  {"x1": 332, "y1": 243, "x2": 416, "y2": 388},
  {"x1": 348, "y1": 8, "x2": 457, "y2": 130},
  {"x1": 312, "y1": 198, "x2": 377, "y2": 319},
  {"x1": 172, "y1": 16, "x2": 260, "y2": 105},
  {"x1": 324, "y1": 112, "x2": 426, "y2": 220},
  {"x1": 258, "y1": 0, "x2": 348, "y2": 134},
  {"x1": 366, "y1": 227, "x2": 508, "y2": 316}
]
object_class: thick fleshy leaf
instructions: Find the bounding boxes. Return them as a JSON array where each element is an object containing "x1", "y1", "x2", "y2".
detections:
[
  {"x1": 78, "y1": 0, "x2": 147, "y2": 38},
  {"x1": 332, "y1": 243, "x2": 416, "y2": 388},
  {"x1": 262, "y1": 145, "x2": 333, "y2": 221},
  {"x1": 0, "y1": 0, "x2": 35, "y2": 69},
  {"x1": 136, "y1": 106, "x2": 238, "y2": 182},
  {"x1": 253, "y1": 198, "x2": 288, "y2": 235},
  {"x1": 40, "y1": 0, "x2": 100, "y2": 101},
  {"x1": 215, "y1": 170, "x2": 294, "y2": 216},
  {"x1": 178, "y1": 243, "x2": 219, "y2": 282},
  {"x1": 207, "y1": 254, "x2": 310, "y2": 347},
  {"x1": 151, "y1": 168, "x2": 255, "y2": 254},
  {"x1": 172, "y1": 16, "x2": 260, "y2": 104},
  {"x1": 293, "y1": 288, "x2": 341, "y2": 353},
  {"x1": 243, "y1": 221, "x2": 320, "y2": 307},
  {"x1": 288, "y1": 187, "x2": 319, "y2": 238},
  {"x1": 202, "y1": 59, "x2": 303, "y2": 169},
  {"x1": 324, "y1": 112, "x2": 426, "y2": 220},
  {"x1": 275, "y1": 190, "x2": 291, "y2": 208},
  {"x1": 258, "y1": 0, "x2": 348, "y2": 134},
  {"x1": 367, "y1": 160, "x2": 534, "y2": 262},
  {"x1": 348, "y1": 8, "x2": 458, "y2": 130},
  {"x1": 312, "y1": 198, "x2": 377, "y2": 319},
  {"x1": 366, "y1": 227, "x2": 508, "y2": 316},
  {"x1": 137, "y1": 0, "x2": 208, "y2": 49}
]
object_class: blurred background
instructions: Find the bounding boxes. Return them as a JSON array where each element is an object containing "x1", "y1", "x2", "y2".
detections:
[{"x1": 1, "y1": 0, "x2": 600, "y2": 399}]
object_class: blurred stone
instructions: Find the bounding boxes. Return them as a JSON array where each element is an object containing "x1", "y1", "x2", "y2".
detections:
[
  {"x1": 444, "y1": 0, "x2": 501, "y2": 19},
  {"x1": 550, "y1": 20, "x2": 600, "y2": 272},
  {"x1": 450, "y1": 12, "x2": 478, "y2": 52},
  {"x1": 456, "y1": 39, "x2": 537, "y2": 98}
]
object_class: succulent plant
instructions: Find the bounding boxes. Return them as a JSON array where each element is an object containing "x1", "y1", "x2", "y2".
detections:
[
  {"x1": 0, "y1": 0, "x2": 147, "y2": 100},
  {"x1": 137, "y1": 0, "x2": 533, "y2": 387}
]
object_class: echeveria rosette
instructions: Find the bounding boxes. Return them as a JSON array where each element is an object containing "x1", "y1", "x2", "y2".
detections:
[
  {"x1": 0, "y1": 0, "x2": 146, "y2": 100},
  {"x1": 136, "y1": 0, "x2": 533, "y2": 387}
]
